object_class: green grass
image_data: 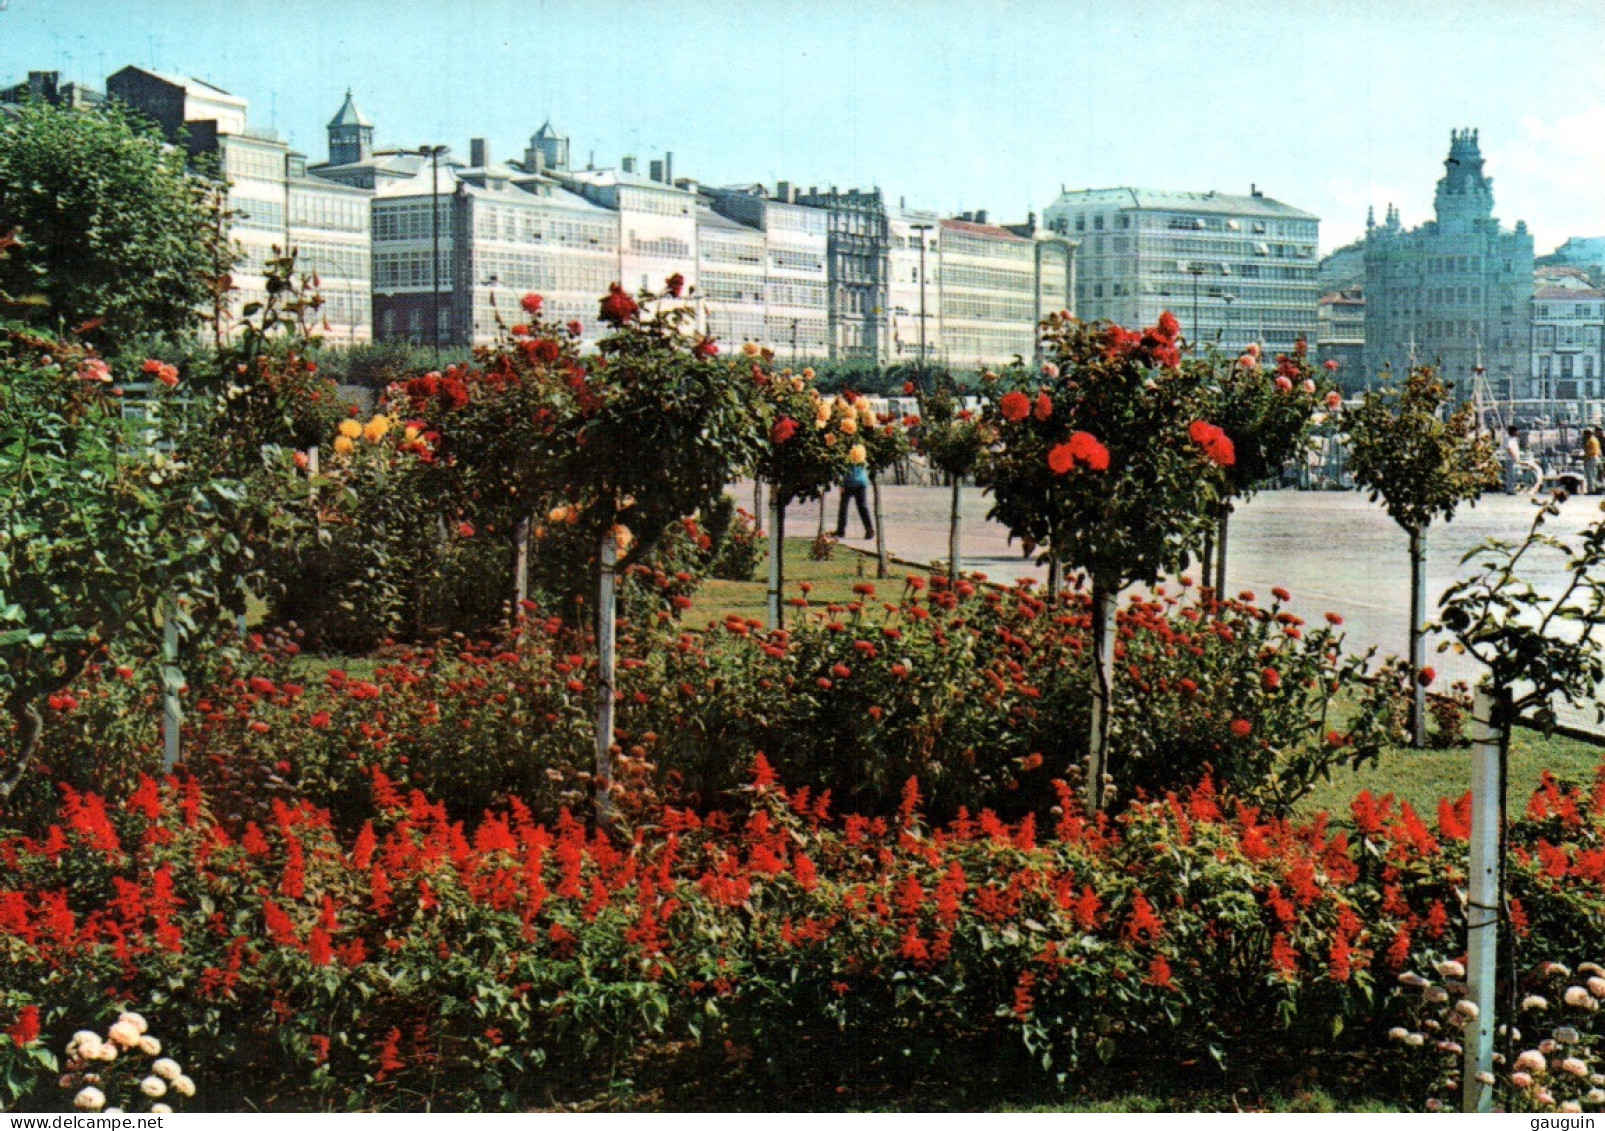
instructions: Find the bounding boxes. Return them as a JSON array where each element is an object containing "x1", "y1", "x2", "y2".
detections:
[
  {"x1": 1299, "y1": 726, "x2": 1602, "y2": 819},
  {"x1": 691, "y1": 537, "x2": 921, "y2": 627}
]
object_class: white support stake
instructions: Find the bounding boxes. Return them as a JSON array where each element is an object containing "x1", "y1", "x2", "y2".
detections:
[
  {"x1": 595, "y1": 532, "x2": 618, "y2": 827},
  {"x1": 1462, "y1": 684, "x2": 1500, "y2": 1113},
  {"x1": 162, "y1": 592, "x2": 182, "y2": 772}
]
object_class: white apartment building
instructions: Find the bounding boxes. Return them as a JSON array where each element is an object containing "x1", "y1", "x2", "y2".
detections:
[
  {"x1": 1532, "y1": 287, "x2": 1604, "y2": 403},
  {"x1": 108, "y1": 69, "x2": 373, "y2": 341},
  {"x1": 1044, "y1": 185, "x2": 1318, "y2": 357}
]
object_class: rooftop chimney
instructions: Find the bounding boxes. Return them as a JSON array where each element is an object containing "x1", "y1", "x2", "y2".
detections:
[
  {"x1": 664, "y1": 151, "x2": 674, "y2": 186},
  {"x1": 649, "y1": 158, "x2": 663, "y2": 182},
  {"x1": 1251, "y1": 183, "x2": 1263, "y2": 198},
  {"x1": 776, "y1": 180, "x2": 791, "y2": 202},
  {"x1": 622, "y1": 155, "x2": 637, "y2": 174},
  {"x1": 975, "y1": 209, "x2": 988, "y2": 224},
  {"x1": 470, "y1": 138, "x2": 489, "y2": 167}
]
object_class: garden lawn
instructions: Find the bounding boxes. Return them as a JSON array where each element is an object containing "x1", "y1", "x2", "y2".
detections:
[
  {"x1": 1298, "y1": 725, "x2": 1602, "y2": 819},
  {"x1": 691, "y1": 536, "x2": 896, "y2": 627}
]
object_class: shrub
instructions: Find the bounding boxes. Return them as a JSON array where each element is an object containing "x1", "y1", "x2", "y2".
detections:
[{"x1": 3, "y1": 759, "x2": 1605, "y2": 1110}]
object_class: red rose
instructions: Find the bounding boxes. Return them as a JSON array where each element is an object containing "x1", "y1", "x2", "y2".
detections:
[
  {"x1": 693, "y1": 337, "x2": 719, "y2": 359},
  {"x1": 457, "y1": 521, "x2": 475, "y2": 538},
  {"x1": 520, "y1": 293, "x2": 543, "y2": 314},
  {"x1": 599, "y1": 283, "x2": 640, "y2": 326},
  {"x1": 1033, "y1": 392, "x2": 1053, "y2": 422},
  {"x1": 1157, "y1": 310, "x2": 1180, "y2": 339},
  {"x1": 1417, "y1": 666, "x2": 1436, "y2": 686},
  {"x1": 903, "y1": 381, "x2": 916, "y2": 395},
  {"x1": 1067, "y1": 431, "x2": 1110, "y2": 471},
  {"x1": 1262, "y1": 668, "x2": 1281, "y2": 691},
  {"x1": 1047, "y1": 442, "x2": 1075, "y2": 475},
  {"x1": 567, "y1": 320, "x2": 584, "y2": 336},
  {"x1": 1230, "y1": 718, "x2": 1253, "y2": 738},
  {"x1": 1323, "y1": 359, "x2": 1340, "y2": 371},
  {"x1": 665, "y1": 273, "x2": 686, "y2": 298},
  {"x1": 1000, "y1": 391, "x2": 1031, "y2": 422},
  {"x1": 771, "y1": 417, "x2": 798, "y2": 445}
]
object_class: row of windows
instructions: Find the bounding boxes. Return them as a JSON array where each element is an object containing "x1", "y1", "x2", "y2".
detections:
[
  {"x1": 617, "y1": 187, "x2": 693, "y2": 217},
  {"x1": 771, "y1": 248, "x2": 825, "y2": 274},
  {"x1": 766, "y1": 208, "x2": 827, "y2": 235},
  {"x1": 379, "y1": 306, "x2": 453, "y2": 338},
  {"x1": 231, "y1": 196, "x2": 285, "y2": 232},
  {"x1": 288, "y1": 189, "x2": 367, "y2": 233},
  {"x1": 1056, "y1": 211, "x2": 1312, "y2": 240},
  {"x1": 1536, "y1": 325, "x2": 1602, "y2": 348},
  {"x1": 939, "y1": 264, "x2": 1034, "y2": 294},
  {"x1": 1427, "y1": 286, "x2": 1483, "y2": 305},
  {"x1": 764, "y1": 316, "x2": 827, "y2": 345},
  {"x1": 942, "y1": 233, "x2": 1032, "y2": 262},
  {"x1": 768, "y1": 281, "x2": 826, "y2": 309},
  {"x1": 942, "y1": 294, "x2": 1036, "y2": 322},
  {"x1": 1536, "y1": 355, "x2": 1597, "y2": 381},
  {"x1": 629, "y1": 233, "x2": 693, "y2": 259},
  {"x1": 221, "y1": 144, "x2": 286, "y2": 183},
  {"x1": 475, "y1": 250, "x2": 612, "y2": 295},
  {"x1": 698, "y1": 235, "x2": 760, "y2": 265},
  {"x1": 471, "y1": 204, "x2": 614, "y2": 247},
  {"x1": 708, "y1": 311, "x2": 767, "y2": 342},
  {"x1": 374, "y1": 250, "x2": 452, "y2": 289},
  {"x1": 292, "y1": 239, "x2": 369, "y2": 281},
  {"x1": 942, "y1": 328, "x2": 1034, "y2": 359},
  {"x1": 1535, "y1": 304, "x2": 1601, "y2": 319},
  {"x1": 374, "y1": 202, "x2": 455, "y2": 241}
]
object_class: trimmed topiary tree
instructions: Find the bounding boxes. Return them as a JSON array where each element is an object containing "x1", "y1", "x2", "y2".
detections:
[
  {"x1": 1343, "y1": 366, "x2": 1500, "y2": 747},
  {"x1": 980, "y1": 312, "x2": 1229, "y2": 811}
]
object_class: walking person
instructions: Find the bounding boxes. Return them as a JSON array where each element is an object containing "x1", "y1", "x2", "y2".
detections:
[
  {"x1": 1504, "y1": 426, "x2": 1524, "y2": 494},
  {"x1": 834, "y1": 447, "x2": 875, "y2": 540},
  {"x1": 1584, "y1": 427, "x2": 1601, "y2": 495}
]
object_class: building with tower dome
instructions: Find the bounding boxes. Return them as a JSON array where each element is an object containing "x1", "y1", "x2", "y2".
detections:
[
  {"x1": 1362, "y1": 129, "x2": 1533, "y2": 400},
  {"x1": 327, "y1": 90, "x2": 374, "y2": 167}
]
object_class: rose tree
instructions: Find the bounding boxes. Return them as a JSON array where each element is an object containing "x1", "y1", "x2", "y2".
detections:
[
  {"x1": 750, "y1": 368, "x2": 853, "y2": 626},
  {"x1": 1344, "y1": 366, "x2": 1500, "y2": 747},
  {"x1": 1196, "y1": 340, "x2": 1326, "y2": 592},
  {"x1": 532, "y1": 282, "x2": 770, "y2": 817},
  {"x1": 979, "y1": 312, "x2": 1226, "y2": 811}
]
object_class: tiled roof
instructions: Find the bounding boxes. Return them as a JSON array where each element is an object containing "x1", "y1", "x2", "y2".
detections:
[
  {"x1": 1051, "y1": 186, "x2": 1318, "y2": 221},
  {"x1": 940, "y1": 218, "x2": 1030, "y2": 242},
  {"x1": 1535, "y1": 287, "x2": 1604, "y2": 301}
]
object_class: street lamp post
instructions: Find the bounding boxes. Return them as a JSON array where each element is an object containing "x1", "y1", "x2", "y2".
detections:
[
  {"x1": 1188, "y1": 264, "x2": 1205, "y2": 351},
  {"x1": 911, "y1": 222, "x2": 934, "y2": 367},
  {"x1": 409, "y1": 145, "x2": 450, "y2": 361},
  {"x1": 1222, "y1": 292, "x2": 1235, "y2": 350}
]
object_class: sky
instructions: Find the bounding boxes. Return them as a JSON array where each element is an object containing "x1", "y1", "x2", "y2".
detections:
[{"x1": 5, "y1": 0, "x2": 1603, "y2": 256}]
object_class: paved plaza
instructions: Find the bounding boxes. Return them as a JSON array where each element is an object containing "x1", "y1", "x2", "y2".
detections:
[{"x1": 773, "y1": 482, "x2": 1605, "y2": 733}]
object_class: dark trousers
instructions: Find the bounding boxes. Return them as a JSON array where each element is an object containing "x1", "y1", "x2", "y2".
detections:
[{"x1": 835, "y1": 482, "x2": 873, "y2": 537}]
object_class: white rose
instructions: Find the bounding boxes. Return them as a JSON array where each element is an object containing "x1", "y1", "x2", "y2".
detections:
[
  {"x1": 1435, "y1": 959, "x2": 1466, "y2": 979},
  {"x1": 108, "y1": 1020, "x2": 141, "y2": 1048},
  {"x1": 117, "y1": 1011, "x2": 149, "y2": 1035},
  {"x1": 151, "y1": 1057, "x2": 182, "y2": 1081},
  {"x1": 139, "y1": 1075, "x2": 167, "y2": 1098},
  {"x1": 150, "y1": 1103, "x2": 173, "y2": 1114},
  {"x1": 172, "y1": 1076, "x2": 195, "y2": 1098},
  {"x1": 138, "y1": 1035, "x2": 161, "y2": 1057},
  {"x1": 73, "y1": 1086, "x2": 106, "y2": 1111}
]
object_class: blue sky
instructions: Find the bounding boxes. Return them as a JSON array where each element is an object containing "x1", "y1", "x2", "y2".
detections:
[{"x1": 8, "y1": 0, "x2": 1602, "y2": 254}]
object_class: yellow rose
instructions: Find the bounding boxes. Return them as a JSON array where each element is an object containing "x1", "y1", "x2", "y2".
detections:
[
  {"x1": 742, "y1": 342, "x2": 761, "y2": 357},
  {"x1": 840, "y1": 417, "x2": 858, "y2": 435},
  {"x1": 337, "y1": 419, "x2": 362, "y2": 439},
  {"x1": 548, "y1": 505, "x2": 571, "y2": 524},
  {"x1": 362, "y1": 415, "x2": 391, "y2": 443},
  {"x1": 333, "y1": 435, "x2": 355, "y2": 455},
  {"x1": 612, "y1": 524, "x2": 634, "y2": 554},
  {"x1": 849, "y1": 443, "x2": 867, "y2": 464},
  {"x1": 403, "y1": 424, "x2": 420, "y2": 443},
  {"x1": 791, "y1": 377, "x2": 805, "y2": 391},
  {"x1": 802, "y1": 367, "x2": 816, "y2": 381}
]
